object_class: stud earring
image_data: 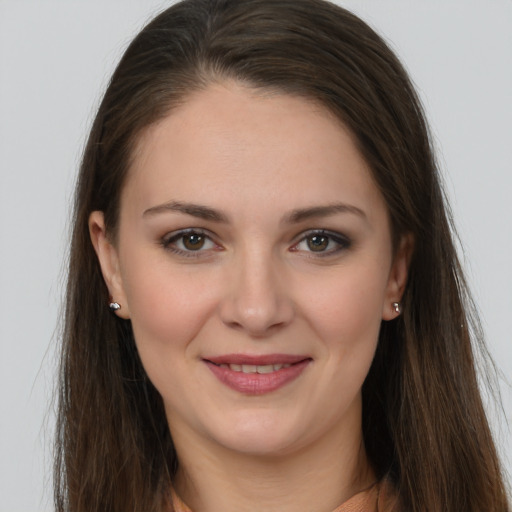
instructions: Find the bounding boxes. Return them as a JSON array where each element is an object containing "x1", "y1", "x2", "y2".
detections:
[
  {"x1": 109, "y1": 302, "x2": 121, "y2": 311},
  {"x1": 392, "y1": 302, "x2": 402, "y2": 315}
]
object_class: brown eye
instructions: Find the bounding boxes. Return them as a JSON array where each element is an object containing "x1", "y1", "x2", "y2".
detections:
[
  {"x1": 292, "y1": 230, "x2": 351, "y2": 257},
  {"x1": 306, "y1": 235, "x2": 329, "y2": 252},
  {"x1": 162, "y1": 229, "x2": 218, "y2": 256},
  {"x1": 182, "y1": 233, "x2": 206, "y2": 250}
]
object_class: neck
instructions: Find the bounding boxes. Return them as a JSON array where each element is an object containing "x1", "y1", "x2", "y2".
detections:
[{"x1": 171, "y1": 402, "x2": 374, "y2": 512}]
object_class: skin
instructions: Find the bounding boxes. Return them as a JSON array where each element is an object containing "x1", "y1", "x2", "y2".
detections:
[{"x1": 90, "y1": 82, "x2": 410, "y2": 512}]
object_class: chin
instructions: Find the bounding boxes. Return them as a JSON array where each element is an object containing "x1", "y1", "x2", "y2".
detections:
[{"x1": 208, "y1": 411, "x2": 306, "y2": 457}]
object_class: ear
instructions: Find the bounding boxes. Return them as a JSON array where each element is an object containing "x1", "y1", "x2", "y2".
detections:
[
  {"x1": 382, "y1": 234, "x2": 413, "y2": 321},
  {"x1": 89, "y1": 211, "x2": 130, "y2": 319}
]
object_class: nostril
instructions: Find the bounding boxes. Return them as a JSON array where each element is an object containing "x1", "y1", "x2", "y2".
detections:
[{"x1": 226, "y1": 320, "x2": 243, "y2": 330}]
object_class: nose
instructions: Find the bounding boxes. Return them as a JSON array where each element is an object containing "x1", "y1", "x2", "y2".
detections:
[{"x1": 218, "y1": 248, "x2": 295, "y2": 337}]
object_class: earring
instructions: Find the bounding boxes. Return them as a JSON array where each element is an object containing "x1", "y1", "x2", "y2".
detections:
[
  {"x1": 109, "y1": 302, "x2": 121, "y2": 311},
  {"x1": 392, "y1": 302, "x2": 402, "y2": 315}
]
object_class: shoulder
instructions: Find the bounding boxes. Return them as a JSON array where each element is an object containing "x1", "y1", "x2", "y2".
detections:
[{"x1": 377, "y1": 478, "x2": 401, "y2": 512}]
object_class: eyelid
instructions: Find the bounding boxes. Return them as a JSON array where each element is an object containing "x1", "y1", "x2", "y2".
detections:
[
  {"x1": 160, "y1": 227, "x2": 351, "y2": 259},
  {"x1": 290, "y1": 229, "x2": 352, "y2": 256},
  {"x1": 160, "y1": 228, "x2": 222, "y2": 257}
]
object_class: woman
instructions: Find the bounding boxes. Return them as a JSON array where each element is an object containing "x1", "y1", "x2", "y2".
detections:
[{"x1": 54, "y1": 0, "x2": 511, "y2": 511}]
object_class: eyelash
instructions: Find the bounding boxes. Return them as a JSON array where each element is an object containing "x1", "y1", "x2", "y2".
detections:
[
  {"x1": 160, "y1": 228, "x2": 351, "y2": 258},
  {"x1": 160, "y1": 228, "x2": 221, "y2": 259},
  {"x1": 290, "y1": 229, "x2": 351, "y2": 257}
]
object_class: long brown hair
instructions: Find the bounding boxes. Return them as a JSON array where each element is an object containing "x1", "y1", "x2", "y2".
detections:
[{"x1": 55, "y1": 1, "x2": 510, "y2": 510}]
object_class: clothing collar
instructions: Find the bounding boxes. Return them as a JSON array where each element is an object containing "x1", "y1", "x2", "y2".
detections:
[{"x1": 168, "y1": 479, "x2": 398, "y2": 512}]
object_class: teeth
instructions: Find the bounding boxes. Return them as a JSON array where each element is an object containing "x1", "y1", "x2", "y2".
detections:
[
  {"x1": 225, "y1": 363, "x2": 292, "y2": 373},
  {"x1": 256, "y1": 364, "x2": 274, "y2": 374}
]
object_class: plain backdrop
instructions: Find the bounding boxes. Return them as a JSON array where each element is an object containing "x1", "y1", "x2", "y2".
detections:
[{"x1": 1, "y1": 1, "x2": 511, "y2": 510}]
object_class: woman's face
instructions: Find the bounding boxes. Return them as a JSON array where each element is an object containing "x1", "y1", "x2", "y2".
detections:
[{"x1": 91, "y1": 82, "x2": 409, "y2": 458}]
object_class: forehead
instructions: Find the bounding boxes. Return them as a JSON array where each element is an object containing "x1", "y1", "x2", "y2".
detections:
[{"x1": 124, "y1": 81, "x2": 386, "y2": 221}]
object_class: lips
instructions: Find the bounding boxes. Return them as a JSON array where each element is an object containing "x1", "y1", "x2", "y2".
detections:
[
  {"x1": 206, "y1": 353, "x2": 308, "y2": 366},
  {"x1": 204, "y1": 354, "x2": 311, "y2": 395},
  {"x1": 217, "y1": 362, "x2": 293, "y2": 373}
]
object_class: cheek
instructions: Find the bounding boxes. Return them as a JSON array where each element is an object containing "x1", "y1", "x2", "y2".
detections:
[
  {"x1": 121, "y1": 257, "x2": 220, "y2": 363},
  {"x1": 123, "y1": 264, "x2": 224, "y2": 410},
  {"x1": 306, "y1": 268, "x2": 388, "y2": 412},
  {"x1": 278, "y1": 266, "x2": 389, "y2": 440},
  {"x1": 299, "y1": 264, "x2": 389, "y2": 359}
]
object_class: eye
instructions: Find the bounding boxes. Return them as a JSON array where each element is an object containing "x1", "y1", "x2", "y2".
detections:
[
  {"x1": 305, "y1": 234, "x2": 330, "y2": 252},
  {"x1": 161, "y1": 229, "x2": 219, "y2": 256},
  {"x1": 180, "y1": 232, "x2": 208, "y2": 251},
  {"x1": 292, "y1": 230, "x2": 351, "y2": 256}
]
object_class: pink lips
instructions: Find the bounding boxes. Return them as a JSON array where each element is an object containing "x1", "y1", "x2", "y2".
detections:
[{"x1": 204, "y1": 354, "x2": 311, "y2": 395}]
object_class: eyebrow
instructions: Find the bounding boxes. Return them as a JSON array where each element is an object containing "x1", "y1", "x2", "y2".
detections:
[
  {"x1": 143, "y1": 201, "x2": 229, "y2": 222},
  {"x1": 283, "y1": 203, "x2": 367, "y2": 224},
  {"x1": 143, "y1": 200, "x2": 366, "y2": 224}
]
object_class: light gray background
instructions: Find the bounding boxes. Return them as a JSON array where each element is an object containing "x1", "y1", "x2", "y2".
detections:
[{"x1": 1, "y1": 1, "x2": 510, "y2": 510}]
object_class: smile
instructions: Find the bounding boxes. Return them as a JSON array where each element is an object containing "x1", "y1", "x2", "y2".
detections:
[
  {"x1": 203, "y1": 355, "x2": 311, "y2": 395},
  {"x1": 216, "y1": 363, "x2": 292, "y2": 373}
]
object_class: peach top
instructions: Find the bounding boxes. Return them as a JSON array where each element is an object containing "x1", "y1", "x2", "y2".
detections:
[{"x1": 168, "y1": 479, "x2": 398, "y2": 512}]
